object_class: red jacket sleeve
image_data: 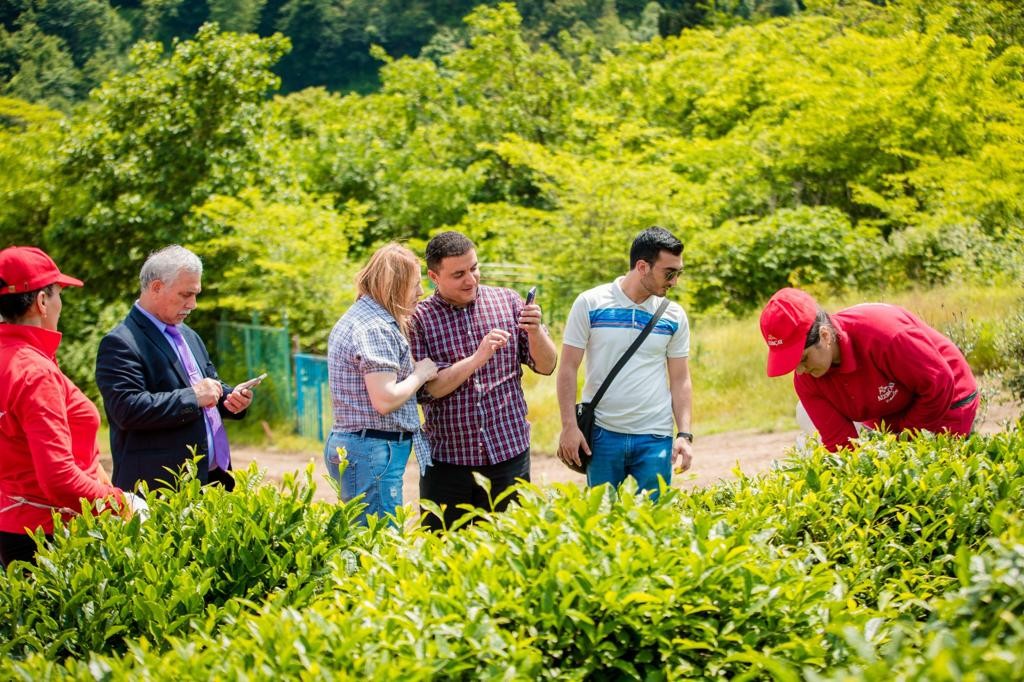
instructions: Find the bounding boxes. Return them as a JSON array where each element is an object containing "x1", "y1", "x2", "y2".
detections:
[
  {"x1": 796, "y1": 378, "x2": 859, "y2": 452},
  {"x1": 16, "y1": 364, "x2": 121, "y2": 511}
]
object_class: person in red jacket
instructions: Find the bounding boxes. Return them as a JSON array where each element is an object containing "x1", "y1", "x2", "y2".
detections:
[
  {"x1": 0, "y1": 246, "x2": 128, "y2": 568},
  {"x1": 759, "y1": 287, "x2": 979, "y2": 452}
]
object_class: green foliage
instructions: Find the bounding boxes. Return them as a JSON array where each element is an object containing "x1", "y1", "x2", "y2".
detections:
[
  {"x1": 0, "y1": 96, "x2": 61, "y2": 246},
  {"x1": 6, "y1": 427, "x2": 1024, "y2": 677},
  {"x1": 996, "y1": 306, "x2": 1024, "y2": 407},
  {"x1": 0, "y1": 462, "x2": 374, "y2": 661},
  {"x1": 1, "y1": 2, "x2": 1023, "y2": 401},
  {"x1": 0, "y1": 22, "x2": 83, "y2": 106},
  {"x1": 193, "y1": 187, "x2": 366, "y2": 350},
  {"x1": 688, "y1": 206, "x2": 882, "y2": 315},
  {"x1": 45, "y1": 24, "x2": 288, "y2": 306},
  {"x1": 0, "y1": 0, "x2": 130, "y2": 107}
]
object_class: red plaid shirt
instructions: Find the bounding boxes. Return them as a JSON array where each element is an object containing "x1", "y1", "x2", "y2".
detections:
[{"x1": 409, "y1": 286, "x2": 536, "y2": 466}]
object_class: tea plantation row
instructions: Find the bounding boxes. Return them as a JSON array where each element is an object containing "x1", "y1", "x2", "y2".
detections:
[{"x1": 2, "y1": 427, "x2": 1023, "y2": 680}]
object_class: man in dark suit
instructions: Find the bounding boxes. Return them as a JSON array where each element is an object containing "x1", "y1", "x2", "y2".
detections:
[{"x1": 96, "y1": 245, "x2": 252, "y2": 492}]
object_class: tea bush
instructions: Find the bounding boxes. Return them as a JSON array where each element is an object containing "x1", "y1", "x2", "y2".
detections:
[
  {"x1": 0, "y1": 463, "x2": 376, "y2": 660},
  {"x1": 3, "y1": 427, "x2": 1024, "y2": 679},
  {"x1": 686, "y1": 430, "x2": 1024, "y2": 614},
  {"x1": 813, "y1": 521, "x2": 1024, "y2": 681}
]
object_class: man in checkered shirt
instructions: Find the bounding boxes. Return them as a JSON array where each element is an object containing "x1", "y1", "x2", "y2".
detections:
[{"x1": 410, "y1": 232, "x2": 557, "y2": 531}]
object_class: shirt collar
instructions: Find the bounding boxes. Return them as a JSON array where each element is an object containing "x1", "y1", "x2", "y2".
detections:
[
  {"x1": 428, "y1": 287, "x2": 479, "y2": 312},
  {"x1": 833, "y1": 318, "x2": 857, "y2": 373},
  {"x1": 358, "y1": 295, "x2": 400, "y2": 327},
  {"x1": 134, "y1": 301, "x2": 171, "y2": 334},
  {"x1": 0, "y1": 323, "x2": 62, "y2": 360},
  {"x1": 612, "y1": 275, "x2": 659, "y2": 311}
]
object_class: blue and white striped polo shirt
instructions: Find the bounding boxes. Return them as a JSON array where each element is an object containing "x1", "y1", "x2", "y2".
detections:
[{"x1": 563, "y1": 277, "x2": 689, "y2": 436}]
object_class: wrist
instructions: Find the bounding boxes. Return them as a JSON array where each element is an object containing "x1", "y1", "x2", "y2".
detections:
[{"x1": 676, "y1": 431, "x2": 693, "y2": 443}]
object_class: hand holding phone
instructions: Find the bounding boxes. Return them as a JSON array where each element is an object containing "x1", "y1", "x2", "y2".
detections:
[
  {"x1": 235, "y1": 373, "x2": 267, "y2": 392},
  {"x1": 525, "y1": 286, "x2": 537, "y2": 305}
]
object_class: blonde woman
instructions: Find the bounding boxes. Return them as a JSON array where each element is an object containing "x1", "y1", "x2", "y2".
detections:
[{"x1": 324, "y1": 244, "x2": 437, "y2": 523}]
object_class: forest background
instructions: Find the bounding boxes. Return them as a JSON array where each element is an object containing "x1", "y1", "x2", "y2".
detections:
[{"x1": 2, "y1": 0, "x2": 1024, "y2": 440}]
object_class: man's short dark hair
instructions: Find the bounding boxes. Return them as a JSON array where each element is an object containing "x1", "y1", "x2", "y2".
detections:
[
  {"x1": 426, "y1": 231, "x2": 475, "y2": 272},
  {"x1": 0, "y1": 283, "x2": 55, "y2": 322},
  {"x1": 629, "y1": 226, "x2": 684, "y2": 269}
]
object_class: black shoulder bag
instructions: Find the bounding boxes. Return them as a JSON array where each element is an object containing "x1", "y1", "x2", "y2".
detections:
[{"x1": 567, "y1": 298, "x2": 671, "y2": 474}]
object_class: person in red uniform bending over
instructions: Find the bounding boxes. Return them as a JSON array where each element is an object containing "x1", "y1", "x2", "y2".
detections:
[
  {"x1": 759, "y1": 287, "x2": 979, "y2": 452},
  {"x1": 0, "y1": 247, "x2": 129, "y2": 569}
]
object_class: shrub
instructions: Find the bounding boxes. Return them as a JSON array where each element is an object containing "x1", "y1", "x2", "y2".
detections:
[
  {"x1": 4, "y1": 428, "x2": 1024, "y2": 679},
  {"x1": 687, "y1": 206, "x2": 882, "y2": 315},
  {"x1": 0, "y1": 463, "x2": 374, "y2": 661},
  {"x1": 997, "y1": 307, "x2": 1024, "y2": 406}
]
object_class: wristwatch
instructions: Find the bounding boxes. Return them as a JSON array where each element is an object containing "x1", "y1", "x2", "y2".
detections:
[{"x1": 677, "y1": 432, "x2": 694, "y2": 443}]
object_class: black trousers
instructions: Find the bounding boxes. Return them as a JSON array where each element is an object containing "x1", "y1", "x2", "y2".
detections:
[
  {"x1": 0, "y1": 530, "x2": 49, "y2": 569},
  {"x1": 207, "y1": 466, "x2": 236, "y2": 492},
  {"x1": 420, "y1": 448, "x2": 530, "y2": 532}
]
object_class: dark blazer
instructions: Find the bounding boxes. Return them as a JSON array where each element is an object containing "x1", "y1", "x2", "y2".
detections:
[{"x1": 95, "y1": 306, "x2": 244, "y2": 491}]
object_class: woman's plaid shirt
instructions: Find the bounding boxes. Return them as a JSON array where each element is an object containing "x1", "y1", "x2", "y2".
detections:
[{"x1": 326, "y1": 296, "x2": 420, "y2": 434}]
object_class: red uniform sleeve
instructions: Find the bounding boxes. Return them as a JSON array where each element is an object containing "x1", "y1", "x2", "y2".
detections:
[
  {"x1": 876, "y1": 329, "x2": 956, "y2": 434},
  {"x1": 15, "y1": 365, "x2": 122, "y2": 511},
  {"x1": 796, "y1": 378, "x2": 859, "y2": 452}
]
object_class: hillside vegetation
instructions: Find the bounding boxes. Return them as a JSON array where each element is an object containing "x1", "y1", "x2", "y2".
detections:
[{"x1": 1, "y1": 0, "x2": 1022, "y2": 401}]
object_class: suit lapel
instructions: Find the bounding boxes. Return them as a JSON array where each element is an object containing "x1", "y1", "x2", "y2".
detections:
[{"x1": 127, "y1": 306, "x2": 191, "y2": 386}]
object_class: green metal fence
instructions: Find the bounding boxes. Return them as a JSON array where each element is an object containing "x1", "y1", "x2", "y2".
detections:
[
  {"x1": 294, "y1": 354, "x2": 333, "y2": 441},
  {"x1": 215, "y1": 320, "x2": 293, "y2": 427}
]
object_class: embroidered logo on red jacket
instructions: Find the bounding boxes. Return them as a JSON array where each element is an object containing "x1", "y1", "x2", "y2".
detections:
[{"x1": 877, "y1": 382, "x2": 898, "y2": 403}]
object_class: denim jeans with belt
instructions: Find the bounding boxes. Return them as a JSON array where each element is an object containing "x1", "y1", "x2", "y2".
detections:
[
  {"x1": 586, "y1": 424, "x2": 673, "y2": 500},
  {"x1": 324, "y1": 431, "x2": 410, "y2": 525}
]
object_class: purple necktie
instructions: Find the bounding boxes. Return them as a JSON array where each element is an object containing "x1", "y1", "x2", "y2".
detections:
[{"x1": 165, "y1": 325, "x2": 231, "y2": 471}]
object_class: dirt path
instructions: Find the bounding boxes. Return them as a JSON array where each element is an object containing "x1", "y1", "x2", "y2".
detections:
[{"x1": 233, "y1": 401, "x2": 1018, "y2": 504}]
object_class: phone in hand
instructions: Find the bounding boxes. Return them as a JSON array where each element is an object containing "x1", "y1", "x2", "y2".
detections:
[
  {"x1": 525, "y1": 286, "x2": 537, "y2": 305},
  {"x1": 235, "y1": 373, "x2": 268, "y2": 392}
]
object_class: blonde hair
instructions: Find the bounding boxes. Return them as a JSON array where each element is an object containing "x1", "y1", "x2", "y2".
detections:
[{"x1": 355, "y1": 243, "x2": 421, "y2": 336}]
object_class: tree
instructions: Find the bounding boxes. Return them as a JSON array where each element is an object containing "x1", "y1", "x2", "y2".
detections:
[
  {"x1": 47, "y1": 24, "x2": 289, "y2": 304},
  {"x1": 192, "y1": 187, "x2": 367, "y2": 351},
  {"x1": 0, "y1": 96, "x2": 62, "y2": 246},
  {"x1": 0, "y1": 23, "x2": 83, "y2": 105},
  {"x1": 209, "y1": 0, "x2": 266, "y2": 33}
]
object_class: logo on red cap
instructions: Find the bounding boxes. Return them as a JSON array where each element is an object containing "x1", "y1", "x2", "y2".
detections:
[{"x1": 760, "y1": 288, "x2": 818, "y2": 377}]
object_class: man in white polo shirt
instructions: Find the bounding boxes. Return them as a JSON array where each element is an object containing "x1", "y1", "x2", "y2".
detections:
[{"x1": 556, "y1": 227, "x2": 694, "y2": 497}]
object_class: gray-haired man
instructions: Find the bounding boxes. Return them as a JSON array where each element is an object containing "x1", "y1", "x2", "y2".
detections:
[{"x1": 96, "y1": 245, "x2": 251, "y2": 492}]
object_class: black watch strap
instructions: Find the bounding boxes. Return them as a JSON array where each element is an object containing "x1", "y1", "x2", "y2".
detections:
[{"x1": 677, "y1": 432, "x2": 693, "y2": 443}]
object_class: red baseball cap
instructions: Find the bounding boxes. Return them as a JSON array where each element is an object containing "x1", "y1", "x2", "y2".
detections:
[
  {"x1": 760, "y1": 287, "x2": 818, "y2": 377},
  {"x1": 0, "y1": 246, "x2": 84, "y2": 294}
]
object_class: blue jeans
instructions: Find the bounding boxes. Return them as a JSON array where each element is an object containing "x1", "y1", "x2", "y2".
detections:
[
  {"x1": 324, "y1": 431, "x2": 410, "y2": 524},
  {"x1": 586, "y1": 425, "x2": 672, "y2": 499}
]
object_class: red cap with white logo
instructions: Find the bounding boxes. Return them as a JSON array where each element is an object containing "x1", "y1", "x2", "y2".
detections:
[
  {"x1": 760, "y1": 287, "x2": 818, "y2": 377},
  {"x1": 0, "y1": 246, "x2": 84, "y2": 294}
]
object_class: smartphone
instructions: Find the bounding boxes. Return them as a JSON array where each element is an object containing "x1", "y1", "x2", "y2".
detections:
[
  {"x1": 235, "y1": 373, "x2": 268, "y2": 391},
  {"x1": 525, "y1": 286, "x2": 537, "y2": 305}
]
